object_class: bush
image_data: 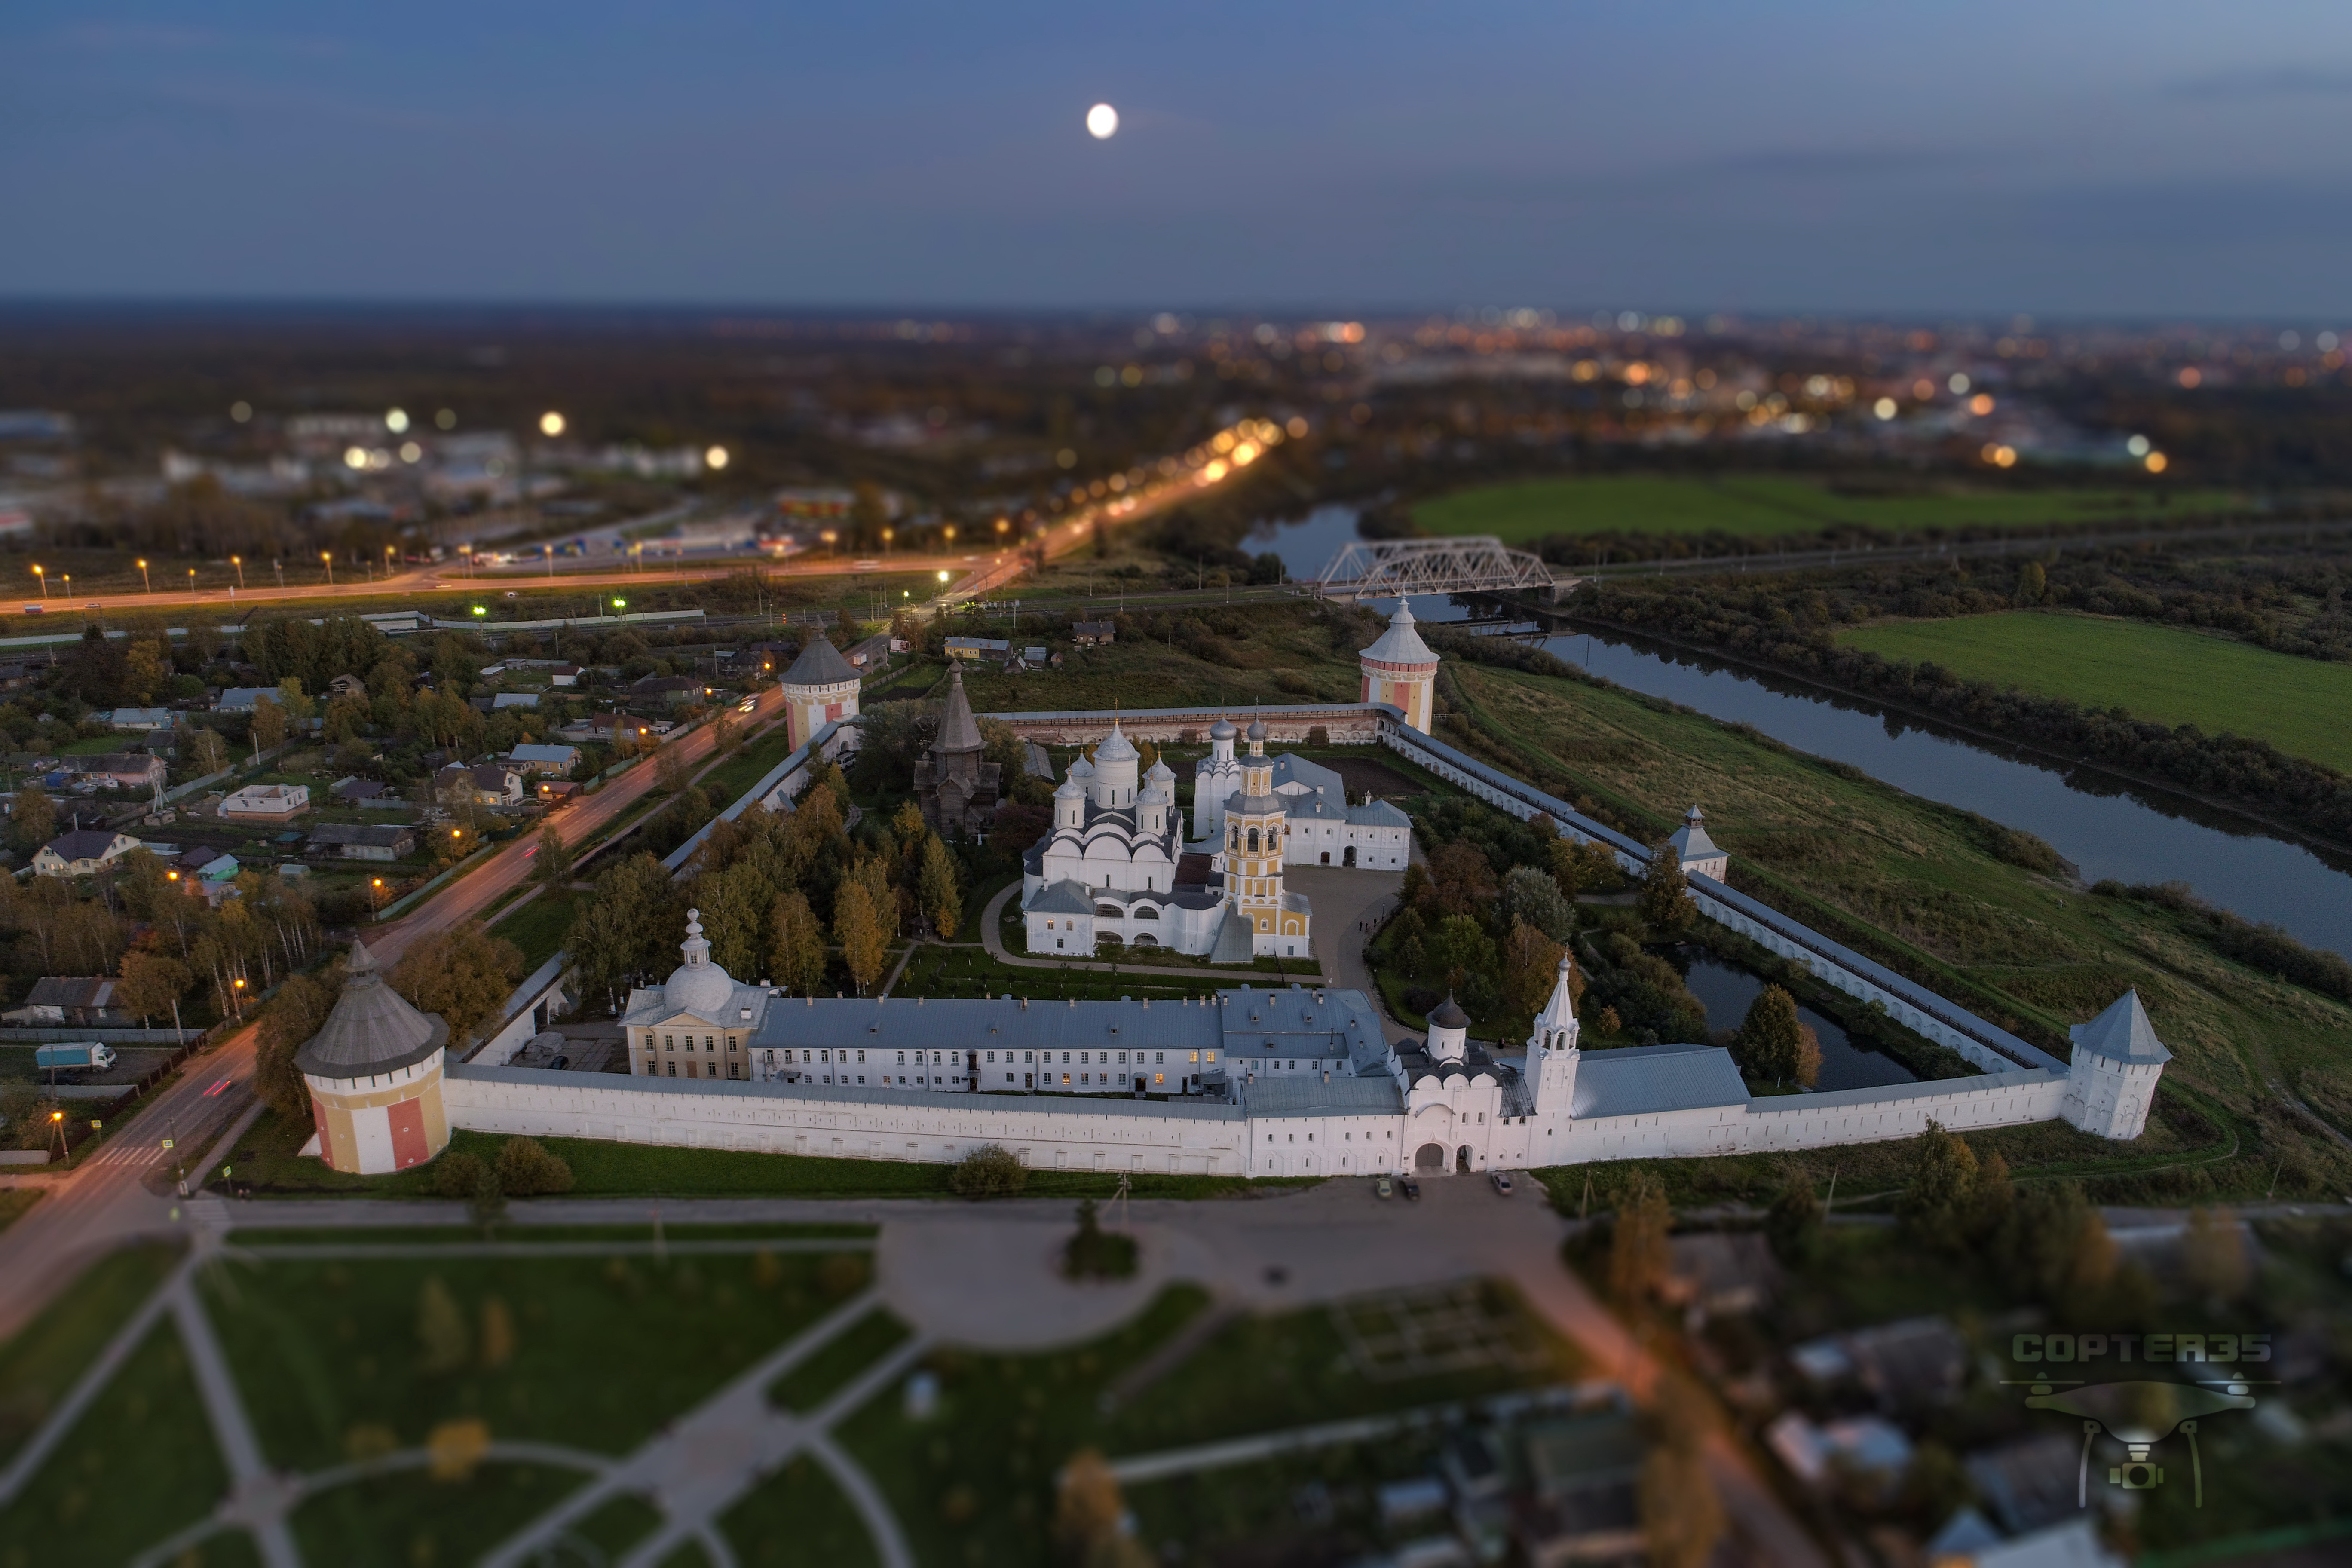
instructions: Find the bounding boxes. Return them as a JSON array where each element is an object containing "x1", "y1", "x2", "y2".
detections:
[
  {"x1": 432, "y1": 1151, "x2": 491, "y2": 1200},
  {"x1": 818, "y1": 1253, "x2": 870, "y2": 1297},
  {"x1": 1062, "y1": 1198, "x2": 1137, "y2": 1280},
  {"x1": 493, "y1": 1136, "x2": 575, "y2": 1196},
  {"x1": 949, "y1": 1143, "x2": 1028, "y2": 1199}
]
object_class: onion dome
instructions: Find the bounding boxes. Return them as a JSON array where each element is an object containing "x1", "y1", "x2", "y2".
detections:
[
  {"x1": 1210, "y1": 717, "x2": 1237, "y2": 740},
  {"x1": 1245, "y1": 718, "x2": 1268, "y2": 742},
  {"x1": 294, "y1": 939, "x2": 449, "y2": 1078},
  {"x1": 1095, "y1": 723, "x2": 1139, "y2": 763},
  {"x1": 1428, "y1": 995, "x2": 1469, "y2": 1030}
]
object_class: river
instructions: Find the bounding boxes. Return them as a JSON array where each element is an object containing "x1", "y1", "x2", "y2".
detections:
[{"x1": 1246, "y1": 505, "x2": 2352, "y2": 961}]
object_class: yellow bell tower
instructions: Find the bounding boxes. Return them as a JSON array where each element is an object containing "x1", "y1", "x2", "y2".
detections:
[{"x1": 1217, "y1": 720, "x2": 1311, "y2": 957}]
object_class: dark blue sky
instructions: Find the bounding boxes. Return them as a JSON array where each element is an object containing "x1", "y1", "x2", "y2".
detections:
[{"x1": 7, "y1": 2, "x2": 2349, "y2": 316}]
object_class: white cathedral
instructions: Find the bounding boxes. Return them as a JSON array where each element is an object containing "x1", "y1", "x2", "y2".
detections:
[{"x1": 1020, "y1": 712, "x2": 1413, "y2": 962}]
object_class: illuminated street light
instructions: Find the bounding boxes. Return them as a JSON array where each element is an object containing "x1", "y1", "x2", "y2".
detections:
[
  {"x1": 321, "y1": 550, "x2": 335, "y2": 586},
  {"x1": 230, "y1": 554, "x2": 245, "y2": 589},
  {"x1": 704, "y1": 445, "x2": 729, "y2": 470},
  {"x1": 540, "y1": 411, "x2": 566, "y2": 437},
  {"x1": 137, "y1": 558, "x2": 151, "y2": 593},
  {"x1": 31, "y1": 565, "x2": 45, "y2": 600}
]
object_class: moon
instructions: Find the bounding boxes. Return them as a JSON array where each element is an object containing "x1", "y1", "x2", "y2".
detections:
[{"x1": 1086, "y1": 103, "x2": 1119, "y2": 140}]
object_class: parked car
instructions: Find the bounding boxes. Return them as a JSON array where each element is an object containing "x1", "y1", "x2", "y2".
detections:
[
  {"x1": 1374, "y1": 1175, "x2": 1393, "y2": 1200},
  {"x1": 1399, "y1": 1177, "x2": 1421, "y2": 1202},
  {"x1": 1489, "y1": 1170, "x2": 1514, "y2": 1196}
]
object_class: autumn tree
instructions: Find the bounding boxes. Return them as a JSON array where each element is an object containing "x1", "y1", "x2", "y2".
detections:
[
  {"x1": 391, "y1": 924, "x2": 524, "y2": 1045},
  {"x1": 1636, "y1": 840, "x2": 1695, "y2": 936},
  {"x1": 1054, "y1": 1448, "x2": 1152, "y2": 1568},
  {"x1": 1607, "y1": 1167, "x2": 1674, "y2": 1309},
  {"x1": 1501, "y1": 921, "x2": 1567, "y2": 1019},
  {"x1": 919, "y1": 834, "x2": 962, "y2": 939},
  {"x1": 189, "y1": 726, "x2": 228, "y2": 777},
  {"x1": 769, "y1": 891, "x2": 827, "y2": 995},
  {"x1": 531, "y1": 826, "x2": 573, "y2": 891},
  {"x1": 8, "y1": 781, "x2": 55, "y2": 854},
  {"x1": 1895, "y1": 1121, "x2": 1981, "y2": 1253},
  {"x1": 1500, "y1": 865, "x2": 1575, "y2": 942},
  {"x1": 834, "y1": 880, "x2": 889, "y2": 995},
  {"x1": 116, "y1": 950, "x2": 193, "y2": 1031},
  {"x1": 251, "y1": 695, "x2": 287, "y2": 753},
  {"x1": 1734, "y1": 985, "x2": 1819, "y2": 1087},
  {"x1": 255, "y1": 967, "x2": 346, "y2": 1119},
  {"x1": 1638, "y1": 1373, "x2": 1724, "y2": 1568}
]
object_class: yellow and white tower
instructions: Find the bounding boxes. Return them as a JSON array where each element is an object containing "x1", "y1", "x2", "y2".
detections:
[
  {"x1": 1359, "y1": 601, "x2": 1440, "y2": 732},
  {"x1": 1216, "y1": 719, "x2": 1311, "y2": 958},
  {"x1": 294, "y1": 938, "x2": 453, "y2": 1175}
]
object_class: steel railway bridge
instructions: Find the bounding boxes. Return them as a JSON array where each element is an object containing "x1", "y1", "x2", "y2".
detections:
[{"x1": 1313, "y1": 536, "x2": 1573, "y2": 600}]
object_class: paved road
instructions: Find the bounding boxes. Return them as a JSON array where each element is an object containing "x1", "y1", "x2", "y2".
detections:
[
  {"x1": 368, "y1": 684, "x2": 787, "y2": 962},
  {"x1": 0, "y1": 689, "x2": 787, "y2": 1341}
]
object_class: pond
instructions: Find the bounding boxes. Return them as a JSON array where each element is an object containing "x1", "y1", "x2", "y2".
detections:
[
  {"x1": 1670, "y1": 950, "x2": 1919, "y2": 1092},
  {"x1": 1244, "y1": 505, "x2": 2352, "y2": 961}
]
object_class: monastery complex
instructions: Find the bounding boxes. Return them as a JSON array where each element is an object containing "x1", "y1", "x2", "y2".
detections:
[{"x1": 297, "y1": 602, "x2": 2173, "y2": 1179}]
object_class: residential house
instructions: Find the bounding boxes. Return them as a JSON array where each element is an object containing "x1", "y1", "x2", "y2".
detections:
[
  {"x1": 175, "y1": 848, "x2": 242, "y2": 904},
  {"x1": 328, "y1": 674, "x2": 368, "y2": 699},
  {"x1": 1766, "y1": 1412, "x2": 1913, "y2": 1500},
  {"x1": 1663, "y1": 1231, "x2": 1782, "y2": 1322},
  {"x1": 490, "y1": 692, "x2": 540, "y2": 710},
  {"x1": 508, "y1": 744, "x2": 580, "y2": 776},
  {"x1": 2, "y1": 976, "x2": 133, "y2": 1027},
  {"x1": 548, "y1": 663, "x2": 582, "y2": 687},
  {"x1": 999, "y1": 646, "x2": 1050, "y2": 673},
  {"x1": 74, "y1": 753, "x2": 168, "y2": 795},
  {"x1": 220, "y1": 783, "x2": 311, "y2": 824},
  {"x1": 629, "y1": 675, "x2": 707, "y2": 707},
  {"x1": 944, "y1": 637, "x2": 1010, "y2": 661},
  {"x1": 105, "y1": 707, "x2": 176, "y2": 732},
  {"x1": 0, "y1": 662, "x2": 37, "y2": 693},
  {"x1": 536, "y1": 779, "x2": 583, "y2": 805},
  {"x1": 308, "y1": 822, "x2": 420, "y2": 861},
  {"x1": 34, "y1": 828, "x2": 143, "y2": 877},
  {"x1": 330, "y1": 777, "x2": 407, "y2": 810},
  {"x1": 1072, "y1": 620, "x2": 1115, "y2": 646},
  {"x1": 437, "y1": 763, "x2": 526, "y2": 808},
  {"x1": 212, "y1": 687, "x2": 279, "y2": 713}
]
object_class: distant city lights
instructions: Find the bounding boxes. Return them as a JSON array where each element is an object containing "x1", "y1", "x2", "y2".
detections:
[
  {"x1": 1947, "y1": 373, "x2": 1971, "y2": 395},
  {"x1": 539, "y1": 411, "x2": 566, "y2": 436},
  {"x1": 1086, "y1": 103, "x2": 1119, "y2": 139},
  {"x1": 2126, "y1": 435, "x2": 2151, "y2": 457},
  {"x1": 705, "y1": 445, "x2": 730, "y2": 470},
  {"x1": 385, "y1": 407, "x2": 410, "y2": 433},
  {"x1": 1873, "y1": 397, "x2": 1898, "y2": 420}
]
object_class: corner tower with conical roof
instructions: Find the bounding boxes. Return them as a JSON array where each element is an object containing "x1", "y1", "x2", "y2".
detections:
[
  {"x1": 778, "y1": 629, "x2": 861, "y2": 751},
  {"x1": 1359, "y1": 601, "x2": 1439, "y2": 732},
  {"x1": 295, "y1": 938, "x2": 453, "y2": 1174},
  {"x1": 2061, "y1": 989, "x2": 2171, "y2": 1139}
]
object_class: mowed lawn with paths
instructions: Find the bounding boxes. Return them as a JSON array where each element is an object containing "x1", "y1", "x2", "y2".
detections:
[
  {"x1": 1412, "y1": 475, "x2": 2245, "y2": 543},
  {"x1": 1838, "y1": 611, "x2": 2352, "y2": 773}
]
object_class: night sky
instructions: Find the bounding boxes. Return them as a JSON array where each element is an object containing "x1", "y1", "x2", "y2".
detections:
[{"x1": 6, "y1": 1, "x2": 2349, "y2": 316}]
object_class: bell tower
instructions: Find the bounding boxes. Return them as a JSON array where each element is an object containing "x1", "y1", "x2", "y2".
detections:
[{"x1": 1525, "y1": 955, "x2": 1581, "y2": 1115}]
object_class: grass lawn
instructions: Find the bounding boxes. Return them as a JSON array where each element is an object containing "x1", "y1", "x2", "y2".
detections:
[
  {"x1": 695, "y1": 722, "x2": 806, "y2": 807},
  {"x1": 1442, "y1": 659, "x2": 2352, "y2": 1201},
  {"x1": 487, "y1": 890, "x2": 580, "y2": 973},
  {"x1": 0, "y1": 1321, "x2": 228, "y2": 1564},
  {"x1": 1838, "y1": 610, "x2": 2352, "y2": 773},
  {"x1": 0, "y1": 1240, "x2": 181, "y2": 1467},
  {"x1": 768, "y1": 1309, "x2": 908, "y2": 1411},
  {"x1": 834, "y1": 1280, "x2": 1580, "y2": 1568},
  {"x1": 200, "y1": 1246, "x2": 872, "y2": 1468},
  {"x1": 1413, "y1": 474, "x2": 2246, "y2": 544},
  {"x1": 0, "y1": 1188, "x2": 40, "y2": 1234},
  {"x1": 291, "y1": 1463, "x2": 588, "y2": 1568},
  {"x1": 720, "y1": 1452, "x2": 879, "y2": 1568}
]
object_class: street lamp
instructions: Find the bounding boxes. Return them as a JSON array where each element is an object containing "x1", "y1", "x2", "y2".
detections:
[
  {"x1": 188, "y1": 568, "x2": 197, "y2": 595},
  {"x1": 273, "y1": 560, "x2": 284, "y2": 590},
  {"x1": 880, "y1": 528, "x2": 891, "y2": 554},
  {"x1": 231, "y1": 554, "x2": 245, "y2": 589},
  {"x1": 371, "y1": 877, "x2": 384, "y2": 921},
  {"x1": 31, "y1": 565, "x2": 44, "y2": 600},
  {"x1": 138, "y1": 558, "x2": 151, "y2": 593},
  {"x1": 321, "y1": 550, "x2": 334, "y2": 586}
]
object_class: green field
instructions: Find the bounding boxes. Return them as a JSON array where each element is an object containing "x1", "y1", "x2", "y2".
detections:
[
  {"x1": 1838, "y1": 612, "x2": 2352, "y2": 773},
  {"x1": 1413, "y1": 475, "x2": 2245, "y2": 543}
]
